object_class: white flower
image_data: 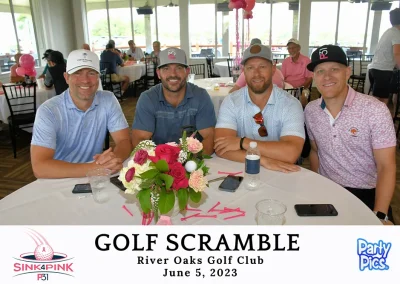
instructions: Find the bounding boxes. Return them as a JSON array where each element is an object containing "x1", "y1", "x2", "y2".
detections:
[
  {"x1": 178, "y1": 150, "x2": 187, "y2": 163},
  {"x1": 119, "y1": 159, "x2": 155, "y2": 194}
]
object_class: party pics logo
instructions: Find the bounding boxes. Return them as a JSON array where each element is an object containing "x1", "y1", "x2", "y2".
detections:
[
  {"x1": 357, "y1": 238, "x2": 391, "y2": 271},
  {"x1": 13, "y1": 229, "x2": 74, "y2": 280}
]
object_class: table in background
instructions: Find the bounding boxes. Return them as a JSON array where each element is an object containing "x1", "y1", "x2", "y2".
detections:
[
  {"x1": 192, "y1": 77, "x2": 233, "y2": 117},
  {"x1": 0, "y1": 87, "x2": 56, "y2": 123},
  {"x1": 117, "y1": 62, "x2": 146, "y2": 83},
  {"x1": 0, "y1": 156, "x2": 380, "y2": 225},
  {"x1": 214, "y1": 61, "x2": 282, "y2": 77}
]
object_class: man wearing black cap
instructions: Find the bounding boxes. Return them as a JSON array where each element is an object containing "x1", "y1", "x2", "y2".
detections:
[
  {"x1": 304, "y1": 45, "x2": 396, "y2": 225},
  {"x1": 369, "y1": 8, "x2": 400, "y2": 105},
  {"x1": 44, "y1": 51, "x2": 68, "y2": 95},
  {"x1": 38, "y1": 49, "x2": 54, "y2": 79}
]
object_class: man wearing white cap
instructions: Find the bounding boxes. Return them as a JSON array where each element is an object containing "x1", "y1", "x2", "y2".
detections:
[
  {"x1": 31, "y1": 49, "x2": 132, "y2": 178},
  {"x1": 215, "y1": 44, "x2": 305, "y2": 172}
]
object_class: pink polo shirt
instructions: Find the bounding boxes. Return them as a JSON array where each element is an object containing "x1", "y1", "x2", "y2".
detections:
[
  {"x1": 281, "y1": 53, "x2": 312, "y2": 88},
  {"x1": 235, "y1": 68, "x2": 284, "y2": 89},
  {"x1": 304, "y1": 87, "x2": 396, "y2": 189}
]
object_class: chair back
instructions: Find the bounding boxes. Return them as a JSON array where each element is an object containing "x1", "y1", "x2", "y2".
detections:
[
  {"x1": 144, "y1": 57, "x2": 160, "y2": 88},
  {"x1": 284, "y1": 87, "x2": 304, "y2": 100},
  {"x1": 226, "y1": 58, "x2": 233, "y2": 77},
  {"x1": 189, "y1": 64, "x2": 205, "y2": 79},
  {"x1": 2, "y1": 82, "x2": 37, "y2": 119},
  {"x1": 100, "y1": 61, "x2": 112, "y2": 74},
  {"x1": 206, "y1": 56, "x2": 214, "y2": 77}
]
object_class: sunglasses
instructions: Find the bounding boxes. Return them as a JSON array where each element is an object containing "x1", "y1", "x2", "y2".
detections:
[{"x1": 253, "y1": 112, "x2": 268, "y2": 137}]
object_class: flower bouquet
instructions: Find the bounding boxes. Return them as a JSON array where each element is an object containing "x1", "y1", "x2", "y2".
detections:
[{"x1": 119, "y1": 132, "x2": 210, "y2": 222}]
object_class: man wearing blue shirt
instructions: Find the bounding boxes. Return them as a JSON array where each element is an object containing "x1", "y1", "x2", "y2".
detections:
[
  {"x1": 31, "y1": 49, "x2": 132, "y2": 178},
  {"x1": 215, "y1": 44, "x2": 305, "y2": 172},
  {"x1": 132, "y1": 47, "x2": 216, "y2": 155}
]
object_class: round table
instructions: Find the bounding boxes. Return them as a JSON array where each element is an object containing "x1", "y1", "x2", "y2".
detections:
[
  {"x1": 0, "y1": 156, "x2": 380, "y2": 225},
  {"x1": 117, "y1": 62, "x2": 146, "y2": 83},
  {"x1": 192, "y1": 77, "x2": 233, "y2": 117}
]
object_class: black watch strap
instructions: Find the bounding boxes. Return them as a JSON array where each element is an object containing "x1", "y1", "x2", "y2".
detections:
[
  {"x1": 374, "y1": 211, "x2": 389, "y2": 222},
  {"x1": 240, "y1": 137, "x2": 245, "y2": 150}
]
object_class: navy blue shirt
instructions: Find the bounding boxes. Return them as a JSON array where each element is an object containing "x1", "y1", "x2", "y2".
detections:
[
  {"x1": 132, "y1": 83, "x2": 216, "y2": 145},
  {"x1": 100, "y1": 50, "x2": 122, "y2": 74}
]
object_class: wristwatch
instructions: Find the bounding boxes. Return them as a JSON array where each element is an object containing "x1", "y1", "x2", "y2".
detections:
[{"x1": 374, "y1": 211, "x2": 389, "y2": 222}]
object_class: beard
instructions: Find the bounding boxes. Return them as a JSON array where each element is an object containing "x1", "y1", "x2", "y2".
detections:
[
  {"x1": 160, "y1": 76, "x2": 187, "y2": 93},
  {"x1": 247, "y1": 78, "x2": 272, "y2": 94}
]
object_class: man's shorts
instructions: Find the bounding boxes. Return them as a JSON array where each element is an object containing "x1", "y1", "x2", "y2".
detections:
[
  {"x1": 111, "y1": 73, "x2": 125, "y2": 83},
  {"x1": 369, "y1": 69, "x2": 394, "y2": 99}
]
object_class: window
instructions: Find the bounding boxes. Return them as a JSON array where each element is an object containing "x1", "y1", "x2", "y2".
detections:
[
  {"x1": 108, "y1": 1, "x2": 131, "y2": 51},
  {"x1": 133, "y1": 0, "x2": 156, "y2": 54},
  {"x1": 250, "y1": 2, "x2": 270, "y2": 46},
  {"x1": 271, "y1": 2, "x2": 293, "y2": 47},
  {"x1": 0, "y1": 0, "x2": 39, "y2": 73},
  {"x1": 86, "y1": 0, "x2": 108, "y2": 56},
  {"x1": 157, "y1": 4, "x2": 180, "y2": 49},
  {"x1": 310, "y1": 2, "x2": 339, "y2": 48},
  {"x1": 189, "y1": 3, "x2": 215, "y2": 58}
]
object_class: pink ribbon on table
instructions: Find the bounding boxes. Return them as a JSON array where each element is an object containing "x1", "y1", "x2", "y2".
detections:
[
  {"x1": 122, "y1": 205, "x2": 133, "y2": 217},
  {"x1": 218, "y1": 171, "x2": 243, "y2": 176}
]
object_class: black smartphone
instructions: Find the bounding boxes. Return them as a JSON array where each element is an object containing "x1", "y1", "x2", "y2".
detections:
[
  {"x1": 294, "y1": 204, "x2": 338, "y2": 217},
  {"x1": 72, "y1": 183, "x2": 92, "y2": 194},
  {"x1": 110, "y1": 176, "x2": 126, "y2": 191},
  {"x1": 218, "y1": 175, "x2": 244, "y2": 192}
]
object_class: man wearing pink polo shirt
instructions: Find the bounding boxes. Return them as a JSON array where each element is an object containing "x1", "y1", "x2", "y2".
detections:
[{"x1": 304, "y1": 45, "x2": 396, "y2": 225}]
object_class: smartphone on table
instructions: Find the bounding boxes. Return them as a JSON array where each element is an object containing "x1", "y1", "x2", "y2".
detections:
[
  {"x1": 294, "y1": 204, "x2": 338, "y2": 217},
  {"x1": 72, "y1": 183, "x2": 92, "y2": 194},
  {"x1": 218, "y1": 175, "x2": 244, "y2": 193}
]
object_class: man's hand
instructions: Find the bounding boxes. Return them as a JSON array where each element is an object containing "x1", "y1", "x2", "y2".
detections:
[
  {"x1": 214, "y1": 136, "x2": 241, "y2": 155},
  {"x1": 261, "y1": 157, "x2": 300, "y2": 173},
  {"x1": 93, "y1": 148, "x2": 123, "y2": 174},
  {"x1": 381, "y1": 219, "x2": 394, "y2": 225},
  {"x1": 38, "y1": 74, "x2": 45, "y2": 79}
]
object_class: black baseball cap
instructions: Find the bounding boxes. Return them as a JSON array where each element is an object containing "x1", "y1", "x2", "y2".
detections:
[
  {"x1": 47, "y1": 51, "x2": 65, "y2": 64},
  {"x1": 307, "y1": 45, "x2": 348, "y2": 72},
  {"x1": 42, "y1": 49, "x2": 53, "y2": 59}
]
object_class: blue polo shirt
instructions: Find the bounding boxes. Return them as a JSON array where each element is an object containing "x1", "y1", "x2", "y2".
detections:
[
  {"x1": 216, "y1": 85, "x2": 305, "y2": 140},
  {"x1": 31, "y1": 89, "x2": 129, "y2": 163},
  {"x1": 132, "y1": 83, "x2": 216, "y2": 144}
]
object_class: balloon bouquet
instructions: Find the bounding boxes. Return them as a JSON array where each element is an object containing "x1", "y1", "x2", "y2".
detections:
[
  {"x1": 16, "y1": 54, "x2": 37, "y2": 84},
  {"x1": 228, "y1": 0, "x2": 255, "y2": 82}
]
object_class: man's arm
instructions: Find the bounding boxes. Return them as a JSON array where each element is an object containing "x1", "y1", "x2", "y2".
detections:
[
  {"x1": 373, "y1": 147, "x2": 396, "y2": 219},
  {"x1": 229, "y1": 84, "x2": 240, "y2": 94},
  {"x1": 132, "y1": 129, "x2": 153, "y2": 149},
  {"x1": 31, "y1": 145, "x2": 99, "y2": 178},
  {"x1": 393, "y1": 44, "x2": 400, "y2": 67},
  {"x1": 198, "y1": 127, "x2": 214, "y2": 155},
  {"x1": 303, "y1": 77, "x2": 313, "y2": 89},
  {"x1": 309, "y1": 139, "x2": 319, "y2": 173}
]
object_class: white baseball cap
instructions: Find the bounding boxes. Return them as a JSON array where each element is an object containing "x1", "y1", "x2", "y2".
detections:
[
  {"x1": 287, "y1": 38, "x2": 300, "y2": 46},
  {"x1": 66, "y1": 49, "x2": 100, "y2": 74}
]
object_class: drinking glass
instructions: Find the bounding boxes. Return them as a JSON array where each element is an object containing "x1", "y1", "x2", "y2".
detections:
[
  {"x1": 87, "y1": 168, "x2": 112, "y2": 203},
  {"x1": 256, "y1": 199, "x2": 286, "y2": 225}
]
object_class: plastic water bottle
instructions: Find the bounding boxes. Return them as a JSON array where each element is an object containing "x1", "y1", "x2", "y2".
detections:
[{"x1": 244, "y1": 141, "x2": 261, "y2": 190}]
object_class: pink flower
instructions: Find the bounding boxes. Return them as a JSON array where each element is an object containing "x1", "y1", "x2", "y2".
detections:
[
  {"x1": 187, "y1": 137, "x2": 203, "y2": 154},
  {"x1": 168, "y1": 162, "x2": 189, "y2": 190},
  {"x1": 189, "y1": 170, "x2": 207, "y2": 192},
  {"x1": 134, "y1": 149, "x2": 149, "y2": 165},
  {"x1": 125, "y1": 167, "x2": 135, "y2": 182},
  {"x1": 166, "y1": 142, "x2": 178, "y2": 147},
  {"x1": 148, "y1": 144, "x2": 180, "y2": 165}
]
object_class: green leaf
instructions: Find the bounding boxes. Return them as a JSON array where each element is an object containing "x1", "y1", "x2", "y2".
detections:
[
  {"x1": 155, "y1": 160, "x2": 169, "y2": 172},
  {"x1": 202, "y1": 154, "x2": 212, "y2": 159},
  {"x1": 177, "y1": 189, "x2": 189, "y2": 211},
  {"x1": 158, "y1": 187, "x2": 175, "y2": 214},
  {"x1": 197, "y1": 160, "x2": 204, "y2": 170},
  {"x1": 155, "y1": 178, "x2": 163, "y2": 186},
  {"x1": 189, "y1": 188, "x2": 201, "y2": 203},
  {"x1": 159, "y1": 173, "x2": 174, "y2": 190},
  {"x1": 139, "y1": 179, "x2": 154, "y2": 189},
  {"x1": 140, "y1": 169, "x2": 159, "y2": 179},
  {"x1": 136, "y1": 188, "x2": 152, "y2": 214}
]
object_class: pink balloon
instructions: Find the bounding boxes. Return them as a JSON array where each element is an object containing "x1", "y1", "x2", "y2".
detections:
[
  {"x1": 16, "y1": 67, "x2": 26, "y2": 77},
  {"x1": 244, "y1": 0, "x2": 256, "y2": 11},
  {"x1": 19, "y1": 54, "x2": 35, "y2": 69},
  {"x1": 244, "y1": 10, "x2": 253, "y2": 19},
  {"x1": 26, "y1": 68, "x2": 37, "y2": 77}
]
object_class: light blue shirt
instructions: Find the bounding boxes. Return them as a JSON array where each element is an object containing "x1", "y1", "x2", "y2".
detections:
[
  {"x1": 216, "y1": 85, "x2": 305, "y2": 140},
  {"x1": 31, "y1": 89, "x2": 129, "y2": 163}
]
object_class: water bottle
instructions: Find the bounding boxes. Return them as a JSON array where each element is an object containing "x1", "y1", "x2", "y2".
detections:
[{"x1": 244, "y1": 141, "x2": 261, "y2": 190}]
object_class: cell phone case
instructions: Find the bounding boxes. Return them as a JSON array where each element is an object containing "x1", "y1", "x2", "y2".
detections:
[
  {"x1": 72, "y1": 183, "x2": 92, "y2": 194},
  {"x1": 110, "y1": 176, "x2": 126, "y2": 191}
]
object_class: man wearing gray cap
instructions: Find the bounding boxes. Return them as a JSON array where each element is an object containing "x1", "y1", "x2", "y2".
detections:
[
  {"x1": 215, "y1": 44, "x2": 305, "y2": 172},
  {"x1": 131, "y1": 47, "x2": 216, "y2": 155},
  {"x1": 31, "y1": 49, "x2": 132, "y2": 178}
]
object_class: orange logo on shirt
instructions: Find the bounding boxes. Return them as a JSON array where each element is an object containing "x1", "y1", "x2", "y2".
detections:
[{"x1": 349, "y1": 127, "x2": 359, "y2": 137}]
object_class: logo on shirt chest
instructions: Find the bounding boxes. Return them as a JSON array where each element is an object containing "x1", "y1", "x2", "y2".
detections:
[{"x1": 349, "y1": 127, "x2": 359, "y2": 137}]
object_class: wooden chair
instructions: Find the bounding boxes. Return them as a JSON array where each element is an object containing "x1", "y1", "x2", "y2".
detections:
[
  {"x1": 99, "y1": 61, "x2": 123, "y2": 101},
  {"x1": 226, "y1": 58, "x2": 233, "y2": 77},
  {"x1": 2, "y1": 82, "x2": 37, "y2": 158},
  {"x1": 205, "y1": 56, "x2": 220, "y2": 78},
  {"x1": 143, "y1": 57, "x2": 160, "y2": 89},
  {"x1": 284, "y1": 87, "x2": 304, "y2": 100},
  {"x1": 189, "y1": 64, "x2": 206, "y2": 79}
]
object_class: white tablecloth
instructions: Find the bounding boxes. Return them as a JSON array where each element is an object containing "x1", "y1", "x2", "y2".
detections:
[
  {"x1": 0, "y1": 156, "x2": 380, "y2": 225},
  {"x1": 0, "y1": 87, "x2": 56, "y2": 123},
  {"x1": 192, "y1": 77, "x2": 233, "y2": 117},
  {"x1": 117, "y1": 63, "x2": 146, "y2": 83},
  {"x1": 214, "y1": 62, "x2": 282, "y2": 77}
]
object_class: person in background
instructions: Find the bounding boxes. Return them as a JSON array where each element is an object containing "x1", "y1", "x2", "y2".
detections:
[
  {"x1": 10, "y1": 53, "x2": 25, "y2": 83},
  {"x1": 31, "y1": 49, "x2": 131, "y2": 179},
  {"x1": 127, "y1": 40, "x2": 144, "y2": 61},
  {"x1": 215, "y1": 44, "x2": 305, "y2": 173},
  {"x1": 44, "y1": 51, "x2": 68, "y2": 95},
  {"x1": 150, "y1": 41, "x2": 161, "y2": 65},
  {"x1": 100, "y1": 43, "x2": 129, "y2": 93},
  {"x1": 132, "y1": 47, "x2": 216, "y2": 155},
  {"x1": 38, "y1": 49, "x2": 54, "y2": 80},
  {"x1": 82, "y1": 43, "x2": 91, "y2": 51},
  {"x1": 304, "y1": 45, "x2": 396, "y2": 225},
  {"x1": 369, "y1": 8, "x2": 400, "y2": 105}
]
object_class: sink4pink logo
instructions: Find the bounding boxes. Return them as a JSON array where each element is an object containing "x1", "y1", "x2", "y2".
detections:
[{"x1": 13, "y1": 229, "x2": 74, "y2": 281}]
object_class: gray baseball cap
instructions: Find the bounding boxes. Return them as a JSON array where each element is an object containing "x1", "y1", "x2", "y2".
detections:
[
  {"x1": 158, "y1": 47, "x2": 188, "y2": 68},
  {"x1": 241, "y1": 44, "x2": 273, "y2": 65},
  {"x1": 250, "y1": 38, "x2": 261, "y2": 46}
]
